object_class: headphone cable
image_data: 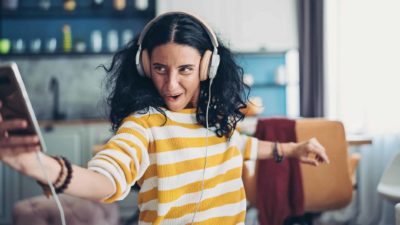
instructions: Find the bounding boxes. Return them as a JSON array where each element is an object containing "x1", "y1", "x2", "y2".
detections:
[
  {"x1": 36, "y1": 151, "x2": 67, "y2": 225},
  {"x1": 191, "y1": 78, "x2": 213, "y2": 224}
]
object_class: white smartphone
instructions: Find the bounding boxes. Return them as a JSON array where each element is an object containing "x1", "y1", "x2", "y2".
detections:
[{"x1": 0, "y1": 62, "x2": 47, "y2": 152}]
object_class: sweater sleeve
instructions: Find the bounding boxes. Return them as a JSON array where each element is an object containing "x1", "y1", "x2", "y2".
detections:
[
  {"x1": 232, "y1": 130, "x2": 258, "y2": 161},
  {"x1": 88, "y1": 116, "x2": 150, "y2": 203}
]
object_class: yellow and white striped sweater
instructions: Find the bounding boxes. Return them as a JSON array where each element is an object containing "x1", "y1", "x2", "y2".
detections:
[{"x1": 88, "y1": 107, "x2": 258, "y2": 225}]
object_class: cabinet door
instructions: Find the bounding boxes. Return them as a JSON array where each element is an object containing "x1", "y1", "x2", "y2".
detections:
[
  {"x1": 0, "y1": 165, "x2": 6, "y2": 224},
  {"x1": 85, "y1": 123, "x2": 113, "y2": 162},
  {"x1": 0, "y1": 166, "x2": 18, "y2": 225}
]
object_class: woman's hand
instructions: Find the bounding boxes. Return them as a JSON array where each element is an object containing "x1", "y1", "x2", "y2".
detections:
[
  {"x1": 0, "y1": 101, "x2": 41, "y2": 173},
  {"x1": 284, "y1": 138, "x2": 330, "y2": 166}
]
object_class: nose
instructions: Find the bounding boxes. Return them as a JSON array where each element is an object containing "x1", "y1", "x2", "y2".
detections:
[{"x1": 165, "y1": 70, "x2": 179, "y2": 91}]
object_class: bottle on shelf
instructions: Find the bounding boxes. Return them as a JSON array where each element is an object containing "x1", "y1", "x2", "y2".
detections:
[
  {"x1": 91, "y1": 30, "x2": 102, "y2": 53},
  {"x1": 74, "y1": 38, "x2": 87, "y2": 53},
  {"x1": 107, "y1": 30, "x2": 119, "y2": 52},
  {"x1": 45, "y1": 38, "x2": 57, "y2": 53},
  {"x1": 135, "y1": 0, "x2": 148, "y2": 10},
  {"x1": 121, "y1": 29, "x2": 133, "y2": 47},
  {"x1": 30, "y1": 38, "x2": 42, "y2": 54},
  {"x1": 62, "y1": 25, "x2": 72, "y2": 53},
  {"x1": 64, "y1": 0, "x2": 76, "y2": 11},
  {"x1": 39, "y1": 0, "x2": 51, "y2": 10},
  {"x1": 0, "y1": 38, "x2": 11, "y2": 55},
  {"x1": 113, "y1": 0, "x2": 126, "y2": 11},
  {"x1": 92, "y1": 0, "x2": 104, "y2": 8},
  {"x1": 12, "y1": 39, "x2": 25, "y2": 54}
]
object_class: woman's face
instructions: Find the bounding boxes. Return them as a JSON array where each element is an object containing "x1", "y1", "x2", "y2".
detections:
[{"x1": 150, "y1": 43, "x2": 201, "y2": 111}]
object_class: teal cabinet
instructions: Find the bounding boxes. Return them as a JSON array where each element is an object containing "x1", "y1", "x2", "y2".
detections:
[
  {"x1": 85, "y1": 123, "x2": 113, "y2": 160},
  {"x1": 0, "y1": 166, "x2": 6, "y2": 224},
  {"x1": 236, "y1": 52, "x2": 288, "y2": 117},
  {"x1": 0, "y1": 166, "x2": 18, "y2": 225},
  {"x1": 0, "y1": 158, "x2": 22, "y2": 224}
]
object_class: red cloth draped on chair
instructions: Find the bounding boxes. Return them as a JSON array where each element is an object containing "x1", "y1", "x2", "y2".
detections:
[{"x1": 254, "y1": 118, "x2": 304, "y2": 225}]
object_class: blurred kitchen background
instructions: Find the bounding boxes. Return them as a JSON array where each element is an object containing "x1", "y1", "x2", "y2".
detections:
[{"x1": 0, "y1": 0, "x2": 400, "y2": 225}]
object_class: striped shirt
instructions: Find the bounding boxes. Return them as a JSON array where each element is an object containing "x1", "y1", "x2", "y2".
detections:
[{"x1": 88, "y1": 107, "x2": 258, "y2": 225}]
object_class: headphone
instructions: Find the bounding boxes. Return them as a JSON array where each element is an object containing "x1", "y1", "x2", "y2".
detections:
[{"x1": 135, "y1": 11, "x2": 220, "y2": 81}]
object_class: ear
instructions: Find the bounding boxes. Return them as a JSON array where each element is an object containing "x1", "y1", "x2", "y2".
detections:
[
  {"x1": 199, "y1": 50, "x2": 212, "y2": 81},
  {"x1": 141, "y1": 49, "x2": 151, "y2": 78}
]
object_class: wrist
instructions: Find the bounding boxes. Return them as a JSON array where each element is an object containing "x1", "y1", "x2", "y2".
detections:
[
  {"x1": 36, "y1": 155, "x2": 73, "y2": 198},
  {"x1": 281, "y1": 142, "x2": 297, "y2": 157},
  {"x1": 24, "y1": 153, "x2": 61, "y2": 184}
]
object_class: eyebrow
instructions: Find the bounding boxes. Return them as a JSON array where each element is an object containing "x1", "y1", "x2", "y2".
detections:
[
  {"x1": 178, "y1": 64, "x2": 195, "y2": 69},
  {"x1": 152, "y1": 63, "x2": 165, "y2": 66},
  {"x1": 152, "y1": 63, "x2": 195, "y2": 68}
]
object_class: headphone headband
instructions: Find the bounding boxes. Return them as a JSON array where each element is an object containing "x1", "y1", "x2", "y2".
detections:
[
  {"x1": 136, "y1": 11, "x2": 220, "y2": 80},
  {"x1": 137, "y1": 11, "x2": 219, "y2": 49}
]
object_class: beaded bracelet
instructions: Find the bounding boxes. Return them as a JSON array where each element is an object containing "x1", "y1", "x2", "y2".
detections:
[
  {"x1": 55, "y1": 156, "x2": 72, "y2": 194},
  {"x1": 37, "y1": 156, "x2": 64, "y2": 198},
  {"x1": 273, "y1": 142, "x2": 284, "y2": 163},
  {"x1": 37, "y1": 156, "x2": 73, "y2": 197},
  {"x1": 53, "y1": 156, "x2": 66, "y2": 187}
]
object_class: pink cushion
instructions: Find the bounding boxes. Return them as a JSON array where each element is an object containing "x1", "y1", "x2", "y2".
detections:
[{"x1": 13, "y1": 194, "x2": 119, "y2": 225}]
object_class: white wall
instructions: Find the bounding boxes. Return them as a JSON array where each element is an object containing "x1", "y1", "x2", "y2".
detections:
[
  {"x1": 324, "y1": 0, "x2": 400, "y2": 133},
  {"x1": 156, "y1": 0, "x2": 298, "y2": 52}
]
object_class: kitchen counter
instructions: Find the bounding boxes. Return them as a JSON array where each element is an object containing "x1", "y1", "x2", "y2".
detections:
[{"x1": 39, "y1": 119, "x2": 109, "y2": 127}]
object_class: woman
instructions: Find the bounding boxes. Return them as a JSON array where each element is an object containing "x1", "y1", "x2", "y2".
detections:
[{"x1": 0, "y1": 12, "x2": 328, "y2": 225}]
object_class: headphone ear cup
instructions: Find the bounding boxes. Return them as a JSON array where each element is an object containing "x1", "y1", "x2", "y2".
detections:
[
  {"x1": 141, "y1": 49, "x2": 151, "y2": 78},
  {"x1": 199, "y1": 50, "x2": 212, "y2": 81}
]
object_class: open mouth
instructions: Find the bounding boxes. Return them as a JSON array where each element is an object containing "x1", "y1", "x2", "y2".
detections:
[{"x1": 166, "y1": 94, "x2": 182, "y2": 101}]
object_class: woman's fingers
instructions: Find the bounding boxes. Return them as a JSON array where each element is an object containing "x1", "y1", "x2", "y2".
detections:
[
  {"x1": 0, "y1": 144, "x2": 41, "y2": 162},
  {"x1": 1, "y1": 145, "x2": 41, "y2": 154},
  {"x1": 308, "y1": 138, "x2": 330, "y2": 164},
  {"x1": 0, "y1": 119, "x2": 28, "y2": 133},
  {"x1": 296, "y1": 138, "x2": 330, "y2": 165},
  {"x1": 300, "y1": 156, "x2": 319, "y2": 166},
  {"x1": 0, "y1": 135, "x2": 39, "y2": 147}
]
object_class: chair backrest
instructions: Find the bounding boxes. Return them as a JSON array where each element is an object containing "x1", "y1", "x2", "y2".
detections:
[
  {"x1": 242, "y1": 119, "x2": 353, "y2": 212},
  {"x1": 296, "y1": 119, "x2": 353, "y2": 211},
  {"x1": 377, "y1": 152, "x2": 400, "y2": 203}
]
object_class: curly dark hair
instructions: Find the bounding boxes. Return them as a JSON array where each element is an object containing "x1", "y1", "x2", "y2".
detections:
[{"x1": 103, "y1": 13, "x2": 250, "y2": 138}]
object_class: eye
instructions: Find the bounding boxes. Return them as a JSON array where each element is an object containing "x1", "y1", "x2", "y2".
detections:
[
  {"x1": 179, "y1": 66, "x2": 194, "y2": 75},
  {"x1": 153, "y1": 65, "x2": 167, "y2": 74}
]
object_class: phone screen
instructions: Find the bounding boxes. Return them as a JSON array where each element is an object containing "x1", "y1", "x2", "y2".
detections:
[{"x1": 0, "y1": 64, "x2": 37, "y2": 135}]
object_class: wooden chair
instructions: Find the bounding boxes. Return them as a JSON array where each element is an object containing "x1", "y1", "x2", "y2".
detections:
[{"x1": 243, "y1": 119, "x2": 353, "y2": 213}]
